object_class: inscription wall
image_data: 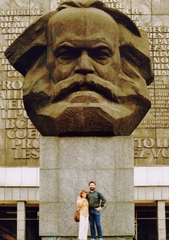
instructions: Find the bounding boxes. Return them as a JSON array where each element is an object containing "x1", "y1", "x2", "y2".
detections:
[
  {"x1": 0, "y1": 0, "x2": 62, "y2": 166},
  {"x1": 0, "y1": 0, "x2": 169, "y2": 166}
]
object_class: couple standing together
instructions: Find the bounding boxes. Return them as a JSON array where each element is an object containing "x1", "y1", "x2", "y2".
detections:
[{"x1": 77, "y1": 181, "x2": 106, "y2": 240}]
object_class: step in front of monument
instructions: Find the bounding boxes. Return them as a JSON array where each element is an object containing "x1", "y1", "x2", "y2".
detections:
[{"x1": 41, "y1": 237, "x2": 134, "y2": 240}]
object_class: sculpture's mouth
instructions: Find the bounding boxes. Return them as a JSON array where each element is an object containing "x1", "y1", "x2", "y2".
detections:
[
  {"x1": 50, "y1": 74, "x2": 119, "y2": 104},
  {"x1": 61, "y1": 86, "x2": 119, "y2": 104},
  {"x1": 63, "y1": 89, "x2": 115, "y2": 104},
  {"x1": 68, "y1": 90, "x2": 100, "y2": 103}
]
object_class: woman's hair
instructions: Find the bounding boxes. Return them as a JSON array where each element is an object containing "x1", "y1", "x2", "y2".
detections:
[{"x1": 79, "y1": 190, "x2": 88, "y2": 197}]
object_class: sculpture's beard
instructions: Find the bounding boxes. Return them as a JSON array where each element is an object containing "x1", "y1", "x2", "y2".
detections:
[{"x1": 23, "y1": 57, "x2": 151, "y2": 136}]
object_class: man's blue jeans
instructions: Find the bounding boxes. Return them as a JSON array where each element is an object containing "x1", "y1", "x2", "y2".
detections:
[{"x1": 89, "y1": 208, "x2": 102, "y2": 239}]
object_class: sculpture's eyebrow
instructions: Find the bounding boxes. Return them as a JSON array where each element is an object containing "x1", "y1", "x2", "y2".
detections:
[
  {"x1": 90, "y1": 42, "x2": 113, "y2": 49},
  {"x1": 53, "y1": 41, "x2": 114, "y2": 52},
  {"x1": 53, "y1": 42, "x2": 76, "y2": 51},
  {"x1": 90, "y1": 43, "x2": 114, "y2": 54}
]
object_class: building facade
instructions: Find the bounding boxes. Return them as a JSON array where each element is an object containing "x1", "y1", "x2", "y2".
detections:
[{"x1": 0, "y1": 0, "x2": 169, "y2": 239}]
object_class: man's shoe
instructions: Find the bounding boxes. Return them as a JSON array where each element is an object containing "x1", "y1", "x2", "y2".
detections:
[
  {"x1": 91, "y1": 239, "x2": 95, "y2": 240},
  {"x1": 99, "y1": 238, "x2": 103, "y2": 240}
]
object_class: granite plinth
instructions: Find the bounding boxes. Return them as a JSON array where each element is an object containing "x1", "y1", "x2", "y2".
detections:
[{"x1": 39, "y1": 136, "x2": 134, "y2": 238}]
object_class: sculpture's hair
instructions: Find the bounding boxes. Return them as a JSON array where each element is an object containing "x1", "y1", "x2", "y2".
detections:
[{"x1": 58, "y1": 0, "x2": 141, "y2": 37}]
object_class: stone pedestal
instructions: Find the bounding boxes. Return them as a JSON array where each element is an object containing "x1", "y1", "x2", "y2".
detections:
[{"x1": 39, "y1": 136, "x2": 134, "y2": 239}]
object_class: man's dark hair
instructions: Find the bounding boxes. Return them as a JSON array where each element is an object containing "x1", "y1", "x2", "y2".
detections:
[{"x1": 89, "y1": 181, "x2": 96, "y2": 186}]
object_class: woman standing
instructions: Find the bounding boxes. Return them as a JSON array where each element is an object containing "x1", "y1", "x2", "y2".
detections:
[{"x1": 77, "y1": 190, "x2": 89, "y2": 240}]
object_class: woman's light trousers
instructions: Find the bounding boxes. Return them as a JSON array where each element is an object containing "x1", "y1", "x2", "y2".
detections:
[{"x1": 78, "y1": 215, "x2": 89, "y2": 240}]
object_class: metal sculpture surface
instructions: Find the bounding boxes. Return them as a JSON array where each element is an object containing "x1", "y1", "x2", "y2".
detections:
[{"x1": 5, "y1": 0, "x2": 154, "y2": 136}]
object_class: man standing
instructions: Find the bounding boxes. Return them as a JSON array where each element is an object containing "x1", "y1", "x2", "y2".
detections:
[{"x1": 87, "y1": 181, "x2": 106, "y2": 240}]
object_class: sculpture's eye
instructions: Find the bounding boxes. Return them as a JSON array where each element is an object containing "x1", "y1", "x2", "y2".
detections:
[
  {"x1": 54, "y1": 47, "x2": 80, "y2": 63},
  {"x1": 90, "y1": 47, "x2": 112, "y2": 64}
]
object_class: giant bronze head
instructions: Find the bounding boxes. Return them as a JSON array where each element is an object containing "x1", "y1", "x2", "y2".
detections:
[{"x1": 5, "y1": 0, "x2": 154, "y2": 136}]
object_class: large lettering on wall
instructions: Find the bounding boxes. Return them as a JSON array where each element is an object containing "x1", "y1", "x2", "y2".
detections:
[
  {"x1": 0, "y1": 6, "x2": 48, "y2": 166},
  {"x1": 135, "y1": 138, "x2": 169, "y2": 165},
  {"x1": 0, "y1": 0, "x2": 169, "y2": 166}
]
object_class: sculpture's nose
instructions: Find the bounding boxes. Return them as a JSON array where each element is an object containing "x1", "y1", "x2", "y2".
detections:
[{"x1": 75, "y1": 50, "x2": 94, "y2": 75}]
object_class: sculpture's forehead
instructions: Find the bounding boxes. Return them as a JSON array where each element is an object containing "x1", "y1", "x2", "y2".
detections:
[{"x1": 48, "y1": 8, "x2": 119, "y2": 46}]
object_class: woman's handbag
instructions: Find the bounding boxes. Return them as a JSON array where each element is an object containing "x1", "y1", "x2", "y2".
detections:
[{"x1": 74, "y1": 209, "x2": 80, "y2": 222}]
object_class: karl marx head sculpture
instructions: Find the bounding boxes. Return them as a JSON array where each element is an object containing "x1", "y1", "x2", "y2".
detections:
[{"x1": 5, "y1": 0, "x2": 154, "y2": 136}]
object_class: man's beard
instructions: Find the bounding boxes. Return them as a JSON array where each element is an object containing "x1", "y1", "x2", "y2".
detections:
[
  {"x1": 23, "y1": 57, "x2": 151, "y2": 136},
  {"x1": 90, "y1": 187, "x2": 95, "y2": 191}
]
